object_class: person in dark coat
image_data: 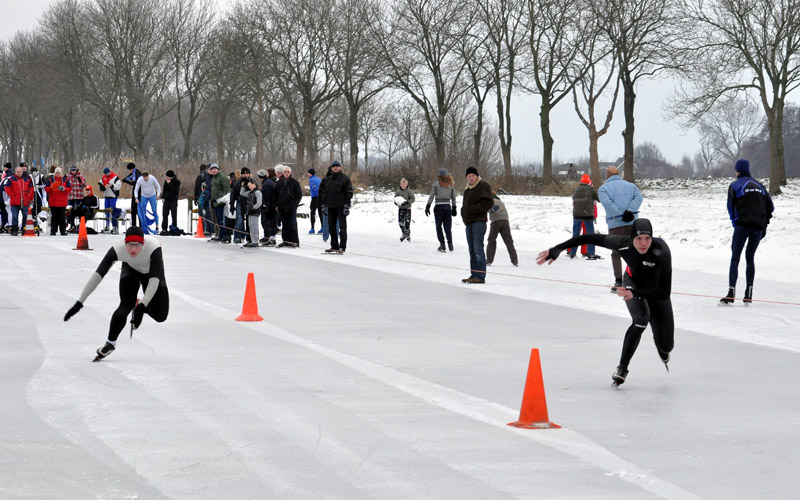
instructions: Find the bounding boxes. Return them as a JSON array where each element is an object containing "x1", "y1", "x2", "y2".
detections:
[
  {"x1": 258, "y1": 169, "x2": 278, "y2": 246},
  {"x1": 720, "y1": 158, "x2": 774, "y2": 305},
  {"x1": 321, "y1": 161, "x2": 353, "y2": 254},
  {"x1": 161, "y1": 169, "x2": 181, "y2": 233},
  {"x1": 460, "y1": 166, "x2": 493, "y2": 283},
  {"x1": 569, "y1": 174, "x2": 600, "y2": 259},
  {"x1": 122, "y1": 162, "x2": 142, "y2": 226},
  {"x1": 274, "y1": 165, "x2": 303, "y2": 247}
]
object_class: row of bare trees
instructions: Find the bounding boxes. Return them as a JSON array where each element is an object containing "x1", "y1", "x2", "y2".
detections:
[{"x1": 0, "y1": 0, "x2": 798, "y2": 192}]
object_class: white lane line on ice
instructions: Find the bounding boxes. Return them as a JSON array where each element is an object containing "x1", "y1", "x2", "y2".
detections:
[{"x1": 173, "y1": 287, "x2": 702, "y2": 500}]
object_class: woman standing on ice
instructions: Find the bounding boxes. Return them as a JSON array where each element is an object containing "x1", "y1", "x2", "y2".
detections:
[
  {"x1": 536, "y1": 218, "x2": 673, "y2": 386},
  {"x1": 424, "y1": 168, "x2": 457, "y2": 252},
  {"x1": 63, "y1": 226, "x2": 170, "y2": 361},
  {"x1": 395, "y1": 177, "x2": 415, "y2": 242}
]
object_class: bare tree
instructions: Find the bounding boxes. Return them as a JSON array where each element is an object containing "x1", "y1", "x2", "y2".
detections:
[
  {"x1": 674, "y1": 0, "x2": 800, "y2": 193},
  {"x1": 592, "y1": 0, "x2": 684, "y2": 182},
  {"x1": 377, "y1": 0, "x2": 474, "y2": 170},
  {"x1": 697, "y1": 97, "x2": 763, "y2": 166}
]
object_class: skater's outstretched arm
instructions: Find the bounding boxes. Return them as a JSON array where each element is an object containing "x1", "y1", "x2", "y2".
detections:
[{"x1": 64, "y1": 247, "x2": 119, "y2": 321}]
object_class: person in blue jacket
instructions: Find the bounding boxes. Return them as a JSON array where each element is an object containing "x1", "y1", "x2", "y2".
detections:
[
  {"x1": 307, "y1": 168, "x2": 322, "y2": 234},
  {"x1": 720, "y1": 159, "x2": 774, "y2": 305},
  {"x1": 597, "y1": 166, "x2": 643, "y2": 291}
]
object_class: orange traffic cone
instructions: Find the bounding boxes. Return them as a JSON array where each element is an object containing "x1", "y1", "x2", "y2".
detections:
[
  {"x1": 194, "y1": 216, "x2": 205, "y2": 238},
  {"x1": 508, "y1": 349, "x2": 560, "y2": 429},
  {"x1": 235, "y1": 272, "x2": 263, "y2": 321},
  {"x1": 22, "y1": 207, "x2": 37, "y2": 237},
  {"x1": 73, "y1": 216, "x2": 92, "y2": 251}
]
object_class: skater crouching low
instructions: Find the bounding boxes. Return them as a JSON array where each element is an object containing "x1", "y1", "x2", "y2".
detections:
[
  {"x1": 536, "y1": 218, "x2": 674, "y2": 386},
  {"x1": 64, "y1": 226, "x2": 170, "y2": 360}
]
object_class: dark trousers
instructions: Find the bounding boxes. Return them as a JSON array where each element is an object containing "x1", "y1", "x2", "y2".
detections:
[
  {"x1": 433, "y1": 204, "x2": 453, "y2": 245},
  {"x1": 130, "y1": 197, "x2": 138, "y2": 226},
  {"x1": 279, "y1": 206, "x2": 299, "y2": 245},
  {"x1": 486, "y1": 219, "x2": 518, "y2": 264},
  {"x1": 729, "y1": 225, "x2": 764, "y2": 287},
  {"x1": 67, "y1": 199, "x2": 82, "y2": 228},
  {"x1": 214, "y1": 205, "x2": 228, "y2": 239},
  {"x1": 621, "y1": 293, "x2": 674, "y2": 367},
  {"x1": 310, "y1": 196, "x2": 322, "y2": 229},
  {"x1": 398, "y1": 208, "x2": 411, "y2": 237},
  {"x1": 465, "y1": 221, "x2": 487, "y2": 279},
  {"x1": 261, "y1": 209, "x2": 278, "y2": 239},
  {"x1": 328, "y1": 207, "x2": 348, "y2": 250},
  {"x1": 50, "y1": 206, "x2": 67, "y2": 235},
  {"x1": 162, "y1": 199, "x2": 178, "y2": 231},
  {"x1": 108, "y1": 267, "x2": 169, "y2": 342},
  {"x1": 609, "y1": 225, "x2": 631, "y2": 281}
]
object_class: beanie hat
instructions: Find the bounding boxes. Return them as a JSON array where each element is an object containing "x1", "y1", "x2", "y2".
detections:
[
  {"x1": 241, "y1": 167, "x2": 250, "y2": 174},
  {"x1": 2, "y1": 162, "x2": 10, "y2": 169},
  {"x1": 257, "y1": 169, "x2": 267, "y2": 178},
  {"x1": 166, "y1": 170, "x2": 175, "y2": 177},
  {"x1": 437, "y1": 168, "x2": 447, "y2": 177},
  {"x1": 125, "y1": 226, "x2": 145, "y2": 244},
  {"x1": 55, "y1": 167, "x2": 63, "y2": 175},
  {"x1": 631, "y1": 218, "x2": 653, "y2": 238},
  {"x1": 580, "y1": 174, "x2": 592, "y2": 184},
  {"x1": 308, "y1": 168, "x2": 316, "y2": 176},
  {"x1": 126, "y1": 162, "x2": 136, "y2": 170},
  {"x1": 70, "y1": 165, "x2": 78, "y2": 171},
  {"x1": 103, "y1": 167, "x2": 110, "y2": 174},
  {"x1": 735, "y1": 159, "x2": 750, "y2": 174},
  {"x1": 331, "y1": 160, "x2": 341, "y2": 167},
  {"x1": 465, "y1": 166, "x2": 478, "y2": 177}
]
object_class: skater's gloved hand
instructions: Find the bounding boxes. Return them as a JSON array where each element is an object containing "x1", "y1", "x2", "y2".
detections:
[
  {"x1": 535, "y1": 248, "x2": 561, "y2": 265},
  {"x1": 64, "y1": 301, "x2": 83, "y2": 321},
  {"x1": 621, "y1": 210, "x2": 634, "y2": 222},
  {"x1": 425, "y1": 205, "x2": 430, "y2": 217},
  {"x1": 58, "y1": 185, "x2": 65, "y2": 191},
  {"x1": 131, "y1": 302, "x2": 146, "y2": 330},
  {"x1": 343, "y1": 205, "x2": 350, "y2": 216},
  {"x1": 451, "y1": 205, "x2": 457, "y2": 216}
]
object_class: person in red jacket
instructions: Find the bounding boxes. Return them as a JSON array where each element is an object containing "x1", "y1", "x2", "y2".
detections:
[
  {"x1": 45, "y1": 168, "x2": 72, "y2": 235},
  {"x1": 4, "y1": 164, "x2": 35, "y2": 235}
]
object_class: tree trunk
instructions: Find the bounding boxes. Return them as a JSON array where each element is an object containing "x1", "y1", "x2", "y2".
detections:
[
  {"x1": 622, "y1": 82, "x2": 636, "y2": 182},
  {"x1": 255, "y1": 95, "x2": 265, "y2": 166},
  {"x1": 589, "y1": 131, "x2": 600, "y2": 185},
  {"x1": 473, "y1": 99, "x2": 483, "y2": 169},
  {"x1": 540, "y1": 100, "x2": 554, "y2": 182},
  {"x1": 348, "y1": 100, "x2": 359, "y2": 170},
  {"x1": 766, "y1": 112, "x2": 784, "y2": 195}
]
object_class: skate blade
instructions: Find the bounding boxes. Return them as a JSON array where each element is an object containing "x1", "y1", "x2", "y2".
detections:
[
  {"x1": 611, "y1": 381, "x2": 622, "y2": 388},
  {"x1": 664, "y1": 363, "x2": 670, "y2": 373}
]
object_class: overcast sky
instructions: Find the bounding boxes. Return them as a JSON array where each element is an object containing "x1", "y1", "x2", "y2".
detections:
[{"x1": 2, "y1": 0, "x2": 703, "y2": 165}]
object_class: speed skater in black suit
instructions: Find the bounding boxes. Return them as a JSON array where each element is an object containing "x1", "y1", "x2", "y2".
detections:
[{"x1": 537, "y1": 218, "x2": 673, "y2": 386}]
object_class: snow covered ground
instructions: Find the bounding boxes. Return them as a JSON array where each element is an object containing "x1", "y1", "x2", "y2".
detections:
[{"x1": 2, "y1": 177, "x2": 799, "y2": 499}]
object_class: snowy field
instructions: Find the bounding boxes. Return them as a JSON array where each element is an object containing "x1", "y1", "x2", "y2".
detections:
[{"x1": 2, "y1": 177, "x2": 799, "y2": 499}]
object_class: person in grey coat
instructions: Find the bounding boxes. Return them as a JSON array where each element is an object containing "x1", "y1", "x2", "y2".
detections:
[
  {"x1": 486, "y1": 193, "x2": 518, "y2": 266},
  {"x1": 425, "y1": 168, "x2": 457, "y2": 252},
  {"x1": 243, "y1": 178, "x2": 262, "y2": 248},
  {"x1": 569, "y1": 174, "x2": 600, "y2": 259}
]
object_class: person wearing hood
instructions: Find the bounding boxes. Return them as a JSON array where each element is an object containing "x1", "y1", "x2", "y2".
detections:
[
  {"x1": 99, "y1": 166, "x2": 123, "y2": 233},
  {"x1": 720, "y1": 159, "x2": 774, "y2": 305},
  {"x1": 537, "y1": 218, "x2": 674, "y2": 387},
  {"x1": 569, "y1": 174, "x2": 600, "y2": 260}
]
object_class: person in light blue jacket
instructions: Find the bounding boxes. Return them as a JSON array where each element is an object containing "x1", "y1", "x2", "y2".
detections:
[{"x1": 597, "y1": 166, "x2": 643, "y2": 290}]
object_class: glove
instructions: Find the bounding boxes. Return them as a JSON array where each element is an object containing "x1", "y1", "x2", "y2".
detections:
[
  {"x1": 425, "y1": 205, "x2": 431, "y2": 217},
  {"x1": 58, "y1": 185, "x2": 65, "y2": 191},
  {"x1": 451, "y1": 205, "x2": 457, "y2": 216},
  {"x1": 545, "y1": 247, "x2": 561, "y2": 262},
  {"x1": 343, "y1": 205, "x2": 350, "y2": 217},
  {"x1": 64, "y1": 301, "x2": 83, "y2": 321},
  {"x1": 131, "y1": 302, "x2": 146, "y2": 330},
  {"x1": 621, "y1": 210, "x2": 634, "y2": 222},
  {"x1": 322, "y1": 205, "x2": 328, "y2": 216}
]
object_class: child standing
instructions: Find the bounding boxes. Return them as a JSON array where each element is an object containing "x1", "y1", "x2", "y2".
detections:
[
  {"x1": 395, "y1": 178, "x2": 415, "y2": 242},
  {"x1": 244, "y1": 179, "x2": 262, "y2": 248}
]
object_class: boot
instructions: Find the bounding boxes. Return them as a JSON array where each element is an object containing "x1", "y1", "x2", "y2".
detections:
[
  {"x1": 437, "y1": 244, "x2": 446, "y2": 253},
  {"x1": 720, "y1": 286, "x2": 735, "y2": 305},
  {"x1": 743, "y1": 286, "x2": 753, "y2": 304},
  {"x1": 95, "y1": 341, "x2": 116, "y2": 360},
  {"x1": 612, "y1": 364, "x2": 629, "y2": 385},
  {"x1": 447, "y1": 240, "x2": 453, "y2": 252}
]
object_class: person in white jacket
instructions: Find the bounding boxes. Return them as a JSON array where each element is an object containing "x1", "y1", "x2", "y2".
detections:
[{"x1": 134, "y1": 172, "x2": 162, "y2": 234}]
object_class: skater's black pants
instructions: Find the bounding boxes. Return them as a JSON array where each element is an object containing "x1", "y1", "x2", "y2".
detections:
[
  {"x1": 620, "y1": 293, "x2": 674, "y2": 367},
  {"x1": 279, "y1": 206, "x2": 299, "y2": 245},
  {"x1": 50, "y1": 206, "x2": 67, "y2": 235},
  {"x1": 433, "y1": 204, "x2": 452, "y2": 246},
  {"x1": 108, "y1": 266, "x2": 169, "y2": 342},
  {"x1": 729, "y1": 225, "x2": 763, "y2": 288},
  {"x1": 162, "y1": 199, "x2": 178, "y2": 231},
  {"x1": 310, "y1": 196, "x2": 322, "y2": 229},
  {"x1": 328, "y1": 207, "x2": 348, "y2": 250}
]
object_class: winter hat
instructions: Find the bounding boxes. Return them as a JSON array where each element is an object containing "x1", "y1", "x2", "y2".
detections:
[
  {"x1": 20, "y1": 161, "x2": 27, "y2": 167},
  {"x1": 165, "y1": 169, "x2": 175, "y2": 177},
  {"x1": 631, "y1": 218, "x2": 653, "y2": 238},
  {"x1": 54, "y1": 167, "x2": 63, "y2": 175},
  {"x1": 257, "y1": 169, "x2": 267, "y2": 178},
  {"x1": 735, "y1": 158, "x2": 750, "y2": 174},
  {"x1": 69, "y1": 165, "x2": 78, "y2": 171},
  {"x1": 208, "y1": 163, "x2": 219, "y2": 171},
  {"x1": 580, "y1": 174, "x2": 592, "y2": 184},
  {"x1": 240, "y1": 167, "x2": 250, "y2": 174},
  {"x1": 2, "y1": 162, "x2": 10, "y2": 169},
  {"x1": 308, "y1": 168, "x2": 316, "y2": 176},
  {"x1": 103, "y1": 167, "x2": 110, "y2": 174},
  {"x1": 126, "y1": 162, "x2": 136, "y2": 170},
  {"x1": 331, "y1": 160, "x2": 341, "y2": 167},
  {"x1": 437, "y1": 168, "x2": 447, "y2": 177},
  {"x1": 465, "y1": 166, "x2": 478, "y2": 177},
  {"x1": 125, "y1": 226, "x2": 145, "y2": 244}
]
